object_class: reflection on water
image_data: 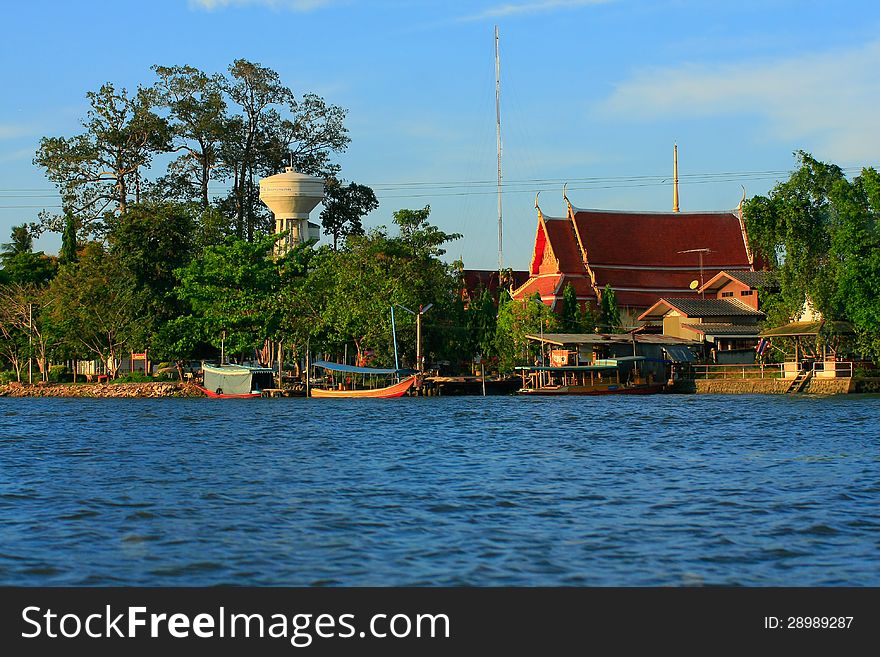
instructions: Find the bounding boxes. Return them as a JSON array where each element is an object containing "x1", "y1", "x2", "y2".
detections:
[{"x1": 1, "y1": 394, "x2": 878, "y2": 586}]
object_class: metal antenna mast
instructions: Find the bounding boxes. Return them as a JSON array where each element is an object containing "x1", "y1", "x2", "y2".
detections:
[{"x1": 495, "y1": 25, "x2": 503, "y2": 274}]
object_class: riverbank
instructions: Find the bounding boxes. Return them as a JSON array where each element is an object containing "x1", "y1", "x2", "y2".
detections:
[
  {"x1": 0, "y1": 381, "x2": 205, "y2": 398},
  {"x1": 673, "y1": 377, "x2": 880, "y2": 395}
]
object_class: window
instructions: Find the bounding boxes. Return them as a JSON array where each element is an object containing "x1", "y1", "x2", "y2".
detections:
[
  {"x1": 741, "y1": 290, "x2": 754, "y2": 296},
  {"x1": 721, "y1": 291, "x2": 734, "y2": 297}
]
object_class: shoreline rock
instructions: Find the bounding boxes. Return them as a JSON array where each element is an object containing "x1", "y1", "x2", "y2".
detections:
[{"x1": 0, "y1": 381, "x2": 205, "y2": 398}]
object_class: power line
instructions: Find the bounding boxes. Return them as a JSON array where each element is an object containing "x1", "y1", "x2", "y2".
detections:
[{"x1": 0, "y1": 165, "x2": 875, "y2": 208}]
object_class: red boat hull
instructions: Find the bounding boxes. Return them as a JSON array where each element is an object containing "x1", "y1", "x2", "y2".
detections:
[
  {"x1": 310, "y1": 375, "x2": 417, "y2": 398},
  {"x1": 196, "y1": 386, "x2": 262, "y2": 399}
]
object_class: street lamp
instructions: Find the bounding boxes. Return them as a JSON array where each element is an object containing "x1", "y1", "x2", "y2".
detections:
[{"x1": 394, "y1": 303, "x2": 433, "y2": 374}]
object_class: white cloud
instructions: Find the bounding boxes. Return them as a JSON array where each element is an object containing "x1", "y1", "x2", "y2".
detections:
[
  {"x1": 190, "y1": 0, "x2": 338, "y2": 11},
  {"x1": 598, "y1": 40, "x2": 880, "y2": 162},
  {"x1": 459, "y1": 0, "x2": 613, "y2": 22}
]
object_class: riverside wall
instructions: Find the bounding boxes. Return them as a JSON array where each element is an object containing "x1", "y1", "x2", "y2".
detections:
[
  {"x1": 673, "y1": 378, "x2": 876, "y2": 395},
  {"x1": 0, "y1": 382, "x2": 204, "y2": 398}
]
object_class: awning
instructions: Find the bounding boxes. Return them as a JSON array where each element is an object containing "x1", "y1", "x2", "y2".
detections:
[
  {"x1": 312, "y1": 360, "x2": 415, "y2": 375},
  {"x1": 663, "y1": 345, "x2": 695, "y2": 362}
]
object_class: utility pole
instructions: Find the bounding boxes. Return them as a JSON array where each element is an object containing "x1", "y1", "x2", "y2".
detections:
[
  {"x1": 416, "y1": 305, "x2": 423, "y2": 374},
  {"x1": 495, "y1": 25, "x2": 504, "y2": 275},
  {"x1": 28, "y1": 302, "x2": 33, "y2": 384}
]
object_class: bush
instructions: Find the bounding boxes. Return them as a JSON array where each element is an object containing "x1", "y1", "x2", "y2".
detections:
[
  {"x1": 0, "y1": 371, "x2": 17, "y2": 385},
  {"x1": 49, "y1": 365, "x2": 68, "y2": 382},
  {"x1": 111, "y1": 372, "x2": 154, "y2": 384}
]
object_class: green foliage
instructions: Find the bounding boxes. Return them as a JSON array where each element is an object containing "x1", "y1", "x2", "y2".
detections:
[
  {"x1": 2, "y1": 224, "x2": 33, "y2": 257},
  {"x1": 320, "y1": 178, "x2": 379, "y2": 249},
  {"x1": 46, "y1": 243, "x2": 148, "y2": 376},
  {"x1": 0, "y1": 371, "x2": 16, "y2": 385},
  {"x1": 467, "y1": 287, "x2": 498, "y2": 359},
  {"x1": 744, "y1": 152, "x2": 880, "y2": 360},
  {"x1": 34, "y1": 82, "x2": 170, "y2": 237},
  {"x1": 175, "y1": 234, "x2": 287, "y2": 358},
  {"x1": 111, "y1": 372, "x2": 154, "y2": 384},
  {"x1": 286, "y1": 207, "x2": 462, "y2": 368},
  {"x1": 0, "y1": 252, "x2": 58, "y2": 286},
  {"x1": 48, "y1": 365, "x2": 68, "y2": 382},
  {"x1": 597, "y1": 284, "x2": 621, "y2": 332},
  {"x1": 494, "y1": 292, "x2": 559, "y2": 372},
  {"x1": 59, "y1": 214, "x2": 78, "y2": 265},
  {"x1": 560, "y1": 282, "x2": 579, "y2": 332}
]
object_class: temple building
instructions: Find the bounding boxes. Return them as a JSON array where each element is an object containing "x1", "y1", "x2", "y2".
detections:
[{"x1": 511, "y1": 145, "x2": 764, "y2": 326}]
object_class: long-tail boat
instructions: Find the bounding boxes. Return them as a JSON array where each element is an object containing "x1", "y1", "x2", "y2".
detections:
[
  {"x1": 309, "y1": 360, "x2": 417, "y2": 398},
  {"x1": 516, "y1": 356, "x2": 665, "y2": 395}
]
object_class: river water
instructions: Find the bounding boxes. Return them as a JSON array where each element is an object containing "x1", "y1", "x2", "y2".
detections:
[{"x1": 1, "y1": 394, "x2": 878, "y2": 586}]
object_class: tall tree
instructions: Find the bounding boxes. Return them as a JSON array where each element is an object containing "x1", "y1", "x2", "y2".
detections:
[
  {"x1": 34, "y1": 83, "x2": 170, "y2": 237},
  {"x1": 743, "y1": 151, "x2": 846, "y2": 319},
  {"x1": 59, "y1": 214, "x2": 78, "y2": 265},
  {"x1": 222, "y1": 59, "x2": 350, "y2": 241},
  {"x1": 494, "y1": 292, "x2": 559, "y2": 372},
  {"x1": 560, "y1": 282, "x2": 580, "y2": 332},
  {"x1": 829, "y1": 167, "x2": 880, "y2": 358},
  {"x1": 46, "y1": 244, "x2": 147, "y2": 377},
  {"x1": 319, "y1": 178, "x2": 378, "y2": 249},
  {"x1": 152, "y1": 65, "x2": 229, "y2": 209},
  {"x1": 1, "y1": 225, "x2": 57, "y2": 285},
  {"x1": 223, "y1": 60, "x2": 294, "y2": 241},
  {"x1": 175, "y1": 234, "x2": 287, "y2": 359},
  {"x1": 1, "y1": 224, "x2": 33, "y2": 258},
  {"x1": 598, "y1": 284, "x2": 621, "y2": 333}
]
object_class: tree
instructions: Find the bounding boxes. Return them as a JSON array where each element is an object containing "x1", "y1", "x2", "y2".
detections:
[
  {"x1": 829, "y1": 167, "x2": 880, "y2": 359},
  {"x1": 152, "y1": 65, "x2": 230, "y2": 209},
  {"x1": 560, "y1": 282, "x2": 580, "y2": 332},
  {"x1": 59, "y1": 214, "x2": 78, "y2": 265},
  {"x1": 743, "y1": 151, "x2": 846, "y2": 320},
  {"x1": 221, "y1": 59, "x2": 350, "y2": 241},
  {"x1": 597, "y1": 284, "x2": 621, "y2": 333},
  {"x1": 46, "y1": 244, "x2": 147, "y2": 377},
  {"x1": 467, "y1": 287, "x2": 498, "y2": 359},
  {"x1": 175, "y1": 234, "x2": 287, "y2": 359},
  {"x1": 494, "y1": 292, "x2": 559, "y2": 372},
  {"x1": 320, "y1": 178, "x2": 379, "y2": 249},
  {"x1": 34, "y1": 83, "x2": 170, "y2": 238},
  {"x1": 107, "y1": 202, "x2": 199, "y2": 351},
  {"x1": 1, "y1": 224, "x2": 33, "y2": 258},
  {"x1": 1, "y1": 225, "x2": 57, "y2": 285},
  {"x1": 290, "y1": 208, "x2": 462, "y2": 367}
]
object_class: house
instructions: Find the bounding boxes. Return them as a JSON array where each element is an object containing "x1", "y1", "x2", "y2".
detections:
[
  {"x1": 511, "y1": 192, "x2": 760, "y2": 327},
  {"x1": 638, "y1": 297, "x2": 765, "y2": 364},
  {"x1": 698, "y1": 269, "x2": 777, "y2": 311},
  {"x1": 524, "y1": 332, "x2": 700, "y2": 383}
]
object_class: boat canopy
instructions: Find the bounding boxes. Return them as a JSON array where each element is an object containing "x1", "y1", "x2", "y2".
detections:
[
  {"x1": 312, "y1": 360, "x2": 416, "y2": 376},
  {"x1": 593, "y1": 356, "x2": 646, "y2": 366},
  {"x1": 203, "y1": 364, "x2": 275, "y2": 395},
  {"x1": 515, "y1": 364, "x2": 618, "y2": 373}
]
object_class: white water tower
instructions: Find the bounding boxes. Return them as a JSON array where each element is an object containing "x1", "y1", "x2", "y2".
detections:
[{"x1": 259, "y1": 167, "x2": 325, "y2": 255}]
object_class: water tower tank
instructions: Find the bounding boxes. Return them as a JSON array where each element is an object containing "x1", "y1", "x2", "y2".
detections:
[{"x1": 259, "y1": 167, "x2": 325, "y2": 254}]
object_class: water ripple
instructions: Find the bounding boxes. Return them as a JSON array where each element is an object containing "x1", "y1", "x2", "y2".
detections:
[{"x1": 0, "y1": 394, "x2": 879, "y2": 585}]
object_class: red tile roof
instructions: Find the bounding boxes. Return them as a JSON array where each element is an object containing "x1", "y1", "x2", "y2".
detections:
[{"x1": 515, "y1": 205, "x2": 757, "y2": 310}]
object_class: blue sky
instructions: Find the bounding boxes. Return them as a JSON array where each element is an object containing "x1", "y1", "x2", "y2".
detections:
[{"x1": 2, "y1": 0, "x2": 878, "y2": 270}]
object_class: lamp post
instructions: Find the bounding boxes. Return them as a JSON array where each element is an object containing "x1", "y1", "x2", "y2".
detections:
[{"x1": 395, "y1": 303, "x2": 433, "y2": 374}]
